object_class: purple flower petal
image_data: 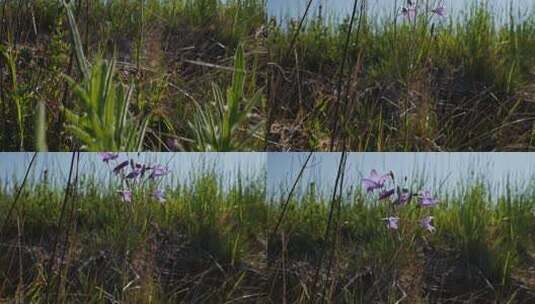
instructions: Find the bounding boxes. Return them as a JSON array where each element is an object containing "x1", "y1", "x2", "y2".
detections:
[
  {"x1": 125, "y1": 169, "x2": 141, "y2": 179},
  {"x1": 420, "y1": 216, "x2": 436, "y2": 233},
  {"x1": 140, "y1": 164, "x2": 152, "y2": 177},
  {"x1": 432, "y1": 6, "x2": 446, "y2": 17},
  {"x1": 99, "y1": 152, "x2": 119, "y2": 163},
  {"x1": 153, "y1": 189, "x2": 166, "y2": 203},
  {"x1": 383, "y1": 216, "x2": 400, "y2": 230},
  {"x1": 150, "y1": 165, "x2": 169, "y2": 179},
  {"x1": 118, "y1": 189, "x2": 132, "y2": 203},
  {"x1": 419, "y1": 191, "x2": 439, "y2": 207},
  {"x1": 362, "y1": 170, "x2": 391, "y2": 193},
  {"x1": 113, "y1": 160, "x2": 129, "y2": 175},
  {"x1": 395, "y1": 188, "x2": 412, "y2": 205},
  {"x1": 401, "y1": 6, "x2": 417, "y2": 20},
  {"x1": 379, "y1": 189, "x2": 395, "y2": 200},
  {"x1": 362, "y1": 178, "x2": 381, "y2": 193}
]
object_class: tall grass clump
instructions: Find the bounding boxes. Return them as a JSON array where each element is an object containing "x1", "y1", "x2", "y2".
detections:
[
  {"x1": 190, "y1": 44, "x2": 264, "y2": 151},
  {"x1": 60, "y1": 1, "x2": 151, "y2": 151},
  {"x1": 1, "y1": 45, "x2": 26, "y2": 150},
  {"x1": 265, "y1": 168, "x2": 535, "y2": 303},
  {"x1": 0, "y1": 153, "x2": 268, "y2": 303},
  {"x1": 63, "y1": 59, "x2": 150, "y2": 151},
  {"x1": 1, "y1": 1, "x2": 535, "y2": 151},
  {"x1": 0, "y1": 157, "x2": 534, "y2": 302},
  {"x1": 265, "y1": 1, "x2": 535, "y2": 151}
]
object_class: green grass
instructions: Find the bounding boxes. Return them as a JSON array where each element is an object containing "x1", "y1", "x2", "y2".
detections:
[
  {"x1": 0, "y1": 162, "x2": 533, "y2": 303},
  {"x1": 1, "y1": 1, "x2": 535, "y2": 151}
]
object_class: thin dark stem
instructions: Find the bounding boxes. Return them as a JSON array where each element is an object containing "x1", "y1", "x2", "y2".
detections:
[
  {"x1": 0, "y1": 0, "x2": 8, "y2": 38},
  {"x1": 0, "y1": 68, "x2": 6, "y2": 150},
  {"x1": 55, "y1": 151, "x2": 80, "y2": 301},
  {"x1": 13, "y1": 0, "x2": 23, "y2": 48},
  {"x1": 342, "y1": 0, "x2": 367, "y2": 150},
  {"x1": 268, "y1": 152, "x2": 313, "y2": 301},
  {"x1": 266, "y1": 0, "x2": 314, "y2": 149},
  {"x1": 323, "y1": 152, "x2": 348, "y2": 302},
  {"x1": 16, "y1": 210, "x2": 23, "y2": 300},
  {"x1": 271, "y1": 151, "x2": 313, "y2": 237},
  {"x1": 330, "y1": 0, "x2": 360, "y2": 151},
  {"x1": 0, "y1": 0, "x2": 8, "y2": 149},
  {"x1": 311, "y1": 151, "x2": 347, "y2": 300},
  {"x1": 56, "y1": 2, "x2": 81, "y2": 149},
  {"x1": 285, "y1": 0, "x2": 314, "y2": 60},
  {"x1": 0, "y1": 152, "x2": 37, "y2": 236},
  {"x1": 0, "y1": 0, "x2": 5, "y2": 150},
  {"x1": 44, "y1": 152, "x2": 76, "y2": 302}
]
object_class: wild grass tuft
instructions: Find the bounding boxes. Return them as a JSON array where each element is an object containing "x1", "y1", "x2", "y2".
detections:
[
  {"x1": 189, "y1": 44, "x2": 264, "y2": 151},
  {"x1": 63, "y1": 59, "x2": 149, "y2": 151}
]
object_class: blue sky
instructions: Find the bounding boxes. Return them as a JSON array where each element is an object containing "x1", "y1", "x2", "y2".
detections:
[
  {"x1": 267, "y1": 153, "x2": 535, "y2": 198},
  {"x1": 2, "y1": 153, "x2": 535, "y2": 198},
  {"x1": 0, "y1": 153, "x2": 266, "y2": 188},
  {"x1": 268, "y1": 0, "x2": 533, "y2": 21}
]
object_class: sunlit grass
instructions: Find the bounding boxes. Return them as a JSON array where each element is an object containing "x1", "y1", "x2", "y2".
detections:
[
  {"x1": 1, "y1": 1, "x2": 535, "y2": 151},
  {"x1": 0, "y1": 161, "x2": 533, "y2": 302}
]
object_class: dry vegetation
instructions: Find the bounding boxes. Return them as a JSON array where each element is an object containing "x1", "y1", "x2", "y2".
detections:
[{"x1": 1, "y1": 1, "x2": 535, "y2": 151}]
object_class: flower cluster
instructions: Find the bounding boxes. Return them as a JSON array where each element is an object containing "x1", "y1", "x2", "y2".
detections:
[
  {"x1": 99, "y1": 152, "x2": 170, "y2": 204},
  {"x1": 362, "y1": 169, "x2": 438, "y2": 233},
  {"x1": 401, "y1": 0, "x2": 446, "y2": 22}
]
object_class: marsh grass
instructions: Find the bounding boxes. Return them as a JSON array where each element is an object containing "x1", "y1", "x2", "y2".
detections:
[
  {"x1": 0, "y1": 161, "x2": 534, "y2": 303},
  {"x1": 1, "y1": 1, "x2": 535, "y2": 150}
]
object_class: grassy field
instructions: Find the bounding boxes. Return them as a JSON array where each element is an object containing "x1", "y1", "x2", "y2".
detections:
[
  {"x1": 1, "y1": 0, "x2": 535, "y2": 151},
  {"x1": 0, "y1": 153, "x2": 534, "y2": 303}
]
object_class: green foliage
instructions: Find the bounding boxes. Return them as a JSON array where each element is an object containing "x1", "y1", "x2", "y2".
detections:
[
  {"x1": 0, "y1": 47, "x2": 25, "y2": 150},
  {"x1": 0, "y1": 167, "x2": 534, "y2": 302},
  {"x1": 186, "y1": 0, "x2": 219, "y2": 25},
  {"x1": 35, "y1": 101, "x2": 48, "y2": 152},
  {"x1": 0, "y1": 168, "x2": 535, "y2": 303},
  {"x1": 61, "y1": 0, "x2": 149, "y2": 151},
  {"x1": 63, "y1": 60, "x2": 149, "y2": 151},
  {"x1": 1, "y1": 1, "x2": 535, "y2": 151},
  {"x1": 189, "y1": 45, "x2": 263, "y2": 151},
  {"x1": 62, "y1": 0, "x2": 89, "y2": 79},
  {"x1": 435, "y1": 184, "x2": 535, "y2": 296}
]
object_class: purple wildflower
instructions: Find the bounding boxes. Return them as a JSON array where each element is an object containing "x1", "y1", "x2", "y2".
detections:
[
  {"x1": 130, "y1": 159, "x2": 140, "y2": 171},
  {"x1": 113, "y1": 160, "x2": 129, "y2": 175},
  {"x1": 99, "y1": 152, "x2": 119, "y2": 163},
  {"x1": 362, "y1": 170, "x2": 391, "y2": 193},
  {"x1": 420, "y1": 216, "x2": 436, "y2": 233},
  {"x1": 150, "y1": 165, "x2": 170, "y2": 180},
  {"x1": 395, "y1": 188, "x2": 412, "y2": 205},
  {"x1": 384, "y1": 217, "x2": 400, "y2": 230},
  {"x1": 140, "y1": 164, "x2": 152, "y2": 177},
  {"x1": 401, "y1": 5, "x2": 417, "y2": 21},
  {"x1": 125, "y1": 168, "x2": 142, "y2": 179},
  {"x1": 379, "y1": 189, "x2": 395, "y2": 200},
  {"x1": 419, "y1": 191, "x2": 439, "y2": 207},
  {"x1": 431, "y1": 6, "x2": 446, "y2": 17},
  {"x1": 153, "y1": 189, "x2": 166, "y2": 203},
  {"x1": 118, "y1": 189, "x2": 132, "y2": 203}
]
